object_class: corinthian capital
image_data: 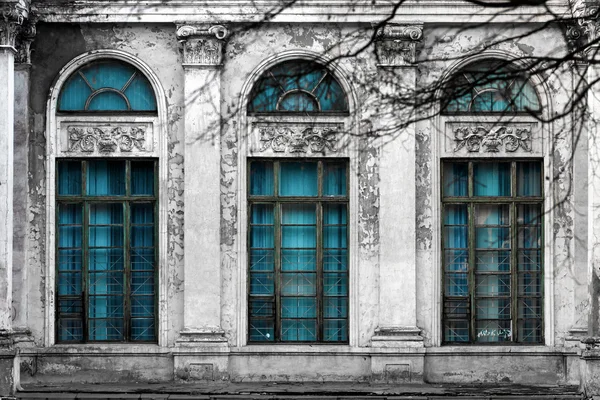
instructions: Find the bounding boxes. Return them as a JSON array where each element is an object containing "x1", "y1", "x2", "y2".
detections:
[
  {"x1": 176, "y1": 24, "x2": 229, "y2": 67},
  {"x1": 374, "y1": 23, "x2": 423, "y2": 66},
  {"x1": 0, "y1": 0, "x2": 30, "y2": 48}
]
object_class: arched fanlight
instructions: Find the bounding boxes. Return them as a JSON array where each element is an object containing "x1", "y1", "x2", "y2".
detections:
[
  {"x1": 443, "y1": 59, "x2": 541, "y2": 114},
  {"x1": 248, "y1": 60, "x2": 349, "y2": 113},
  {"x1": 59, "y1": 60, "x2": 157, "y2": 112}
]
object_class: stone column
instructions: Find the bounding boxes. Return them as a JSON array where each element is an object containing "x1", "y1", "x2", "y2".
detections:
[
  {"x1": 0, "y1": 1, "x2": 29, "y2": 395},
  {"x1": 12, "y1": 19, "x2": 34, "y2": 345},
  {"x1": 371, "y1": 24, "x2": 424, "y2": 347},
  {"x1": 588, "y1": 41, "x2": 600, "y2": 338},
  {"x1": 176, "y1": 25, "x2": 228, "y2": 344}
]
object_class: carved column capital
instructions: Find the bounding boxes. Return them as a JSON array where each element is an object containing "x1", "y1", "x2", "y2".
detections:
[
  {"x1": 374, "y1": 23, "x2": 423, "y2": 67},
  {"x1": 0, "y1": 0, "x2": 29, "y2": 49},
  {"x1": 176, "y1": 24, "x2": 229, "y2": 67},
  {"x1": 15, "y1": 17, "x2": 35, "y2": 64}
]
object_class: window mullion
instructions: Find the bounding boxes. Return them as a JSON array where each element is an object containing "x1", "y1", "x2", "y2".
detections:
[
  {"x1": 83, "y1": 201, "x2": 89, "y2": 342},
  {"x1": 275, "y1": 201, "x2": 281, "y2": 342},
  {"x1": 468, "y1": 201, "x2": 475, "y2": 343},
  {"x1": 316, "y1": 202, "x2": 323, "y2": 342},
  {"x1": 511, "y1": 162, "x2": 518, "y2": 343},
  {"x1": 124, "y1": 201, "x2": 131, "y2": 342}
]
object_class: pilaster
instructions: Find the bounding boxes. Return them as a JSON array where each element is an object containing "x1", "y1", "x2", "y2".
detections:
[
  {"x1": 371, "y1": 23, "x2": 424, "y2": 349},
  {"x1": 176, "y1": 24, "x2": 229, "y2": 346},
  {"x1": 0, "y1": 1, "x2": 30, "y2": 395}
]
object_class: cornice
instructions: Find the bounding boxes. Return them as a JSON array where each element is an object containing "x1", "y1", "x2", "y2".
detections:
[{"x1": 31, "y1": 0, "x2": 569, "y2": 24}]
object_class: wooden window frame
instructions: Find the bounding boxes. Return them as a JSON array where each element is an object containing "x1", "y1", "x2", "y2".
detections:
[
  {"x1": 55, "y1": 158, "x2": 158, "y2": 343},
  {"x1": 247, "y1": 158, "x2": 350, "y2": 343},
  {"x1": 441, "y1": 159, "x2": 544, "y2": 345}
]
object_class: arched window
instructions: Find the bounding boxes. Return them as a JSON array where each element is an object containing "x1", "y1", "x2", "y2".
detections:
[
  {"x1": 52, "y1": 55, "x2": 162, "y2": 344},
  {"x1": 248, "y1": 60, "x2": 348, "y2": 113},
  {"x1": 59, "y1": 60, "x2": 157, "y2": 112},
  {"x1": 442, "y1": 60, "x2": 541, "y2": 113}
]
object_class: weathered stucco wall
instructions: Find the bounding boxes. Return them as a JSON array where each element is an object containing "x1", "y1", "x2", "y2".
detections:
[{"x1": 11, "y1": 17, "x2": 590, "y2": 388}]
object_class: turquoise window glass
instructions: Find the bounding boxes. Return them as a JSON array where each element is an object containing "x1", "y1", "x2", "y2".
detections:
[
  {"x1": 59, "y1": 60, "x2": 157, "y2": 112},
  {"x1": 442, "y1": 160, "x2": 543, "y2": 344},
  {"x1": 58, "y1": 161, "x2": 82, "y2": 196},
  {"x1": 443, "y1": 162, "x2": 468, "y2": 197},
  {"x1": 248, "y1": 160, "x2": 348, "y2": 342},
  {"x1": 131, "y1": 161, "x2": 155, "y2": 196},
  {"x1": 279, "y1": 162, "x2": 318, "y2": 196},
  {"x1": 87, "y1": 160, "x2": 126, "y2": 196},
  {"x1": 57, "y1": 160, "x2": 156, "y2": 343},
  {"x1": 250, "y1": 161, "x2": 274, "y2": 196},
  {"x1": 474, "y1": 162, "x2": 511, "y2": 196},
  {"x1": 323, "y1": 161, "x2": 347, "y2": 196},
  {"x1": 443, "y1": 60, "x2": 541, "y2": 113},
  {"x1": 249, "y1": 60, "x2": 348, "y2": 113},
  {"x1": 517, "y1": 161, "x2": 542, "y2": 197}
]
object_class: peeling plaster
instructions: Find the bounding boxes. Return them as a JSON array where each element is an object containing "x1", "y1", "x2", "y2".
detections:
[{"x1": 416, "y1": 128, "x2": 433, "y2": 251}]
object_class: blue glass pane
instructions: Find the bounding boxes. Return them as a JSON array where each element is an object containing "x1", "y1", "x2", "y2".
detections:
[
  {"x1": 472, "y1": 91, "x2": 509, "y2": 112},
  {"x1": 88, "y1": 91, "x2": 128, "y2": 111},
  {"x1": 124, "y1": 74, "x2": 157, "y2": 111},
  {"x1": 131, "y1": 161, "x2": 155, "y2": 196},
  {"x1": 323, "y1": 162, "x2": 347, "y2": 196},
  {"x1": 87, "y1": 160, "x2": 126, "y2": 196},
  {"x1": 249, "y1": 319, "x2": 274, "y2": 341},
  {"x1": 517, "y1": 161, "x2": 541, "y2": 197},
  {"x1": 59, "y1": 203, "x2": 82, "y2": 225},
  {"x1": 58, "y1": 319, "x2": 83, "y2": 342},
  {"x1": 59, "y1": 73, "x2": 92, "y2": 111},
  {"x1": 131, "y1": 318, "x2": 155, "y2": 341},
  {"x1": 510, "y1": 78, "x2": 541, "y2": 112},
  {"x1": 313, "y1": 76, "x2": 348, "y2": 111},
  {"x1": 82, "y1": 62, "x2": 135, "y2": 91},
  {"x1": 278, "y1": 92, "x2": 318, "y2": 112},
  {"x1": 444, "y1": 204, "x2": 467, "y2": 249},
  {"x1": 281, "y1": 319, "x2": 317, "y2": 341},
  {"x1": 58, "y1": 161, "x2": 82, "y2": 195},
  {"x1": 323, "y1": 204, "x2": 347, "y2": 224},
  {"x1": 89, "y1": 203, "x2": 123, "y2": 225},
  {"x1": 250, "y1": 161, "x2": 274, "y2": 195},
  {"x1": 279, "y1": 162, "x2": 318, "y2": 196},
  {"x1": 131, "y1": 203, "x2": 154, "y2": 224},
  {"x1": 443, "y1": 162, "x2": 467, "y2": 197},
  {"x1": 474, "y1": 162, "x2": 510, "y2": 196}
]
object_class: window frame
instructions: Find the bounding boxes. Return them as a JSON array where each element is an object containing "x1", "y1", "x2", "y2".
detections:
[
  {"x1": 55, "y1": 158, "x2": 159, "y2": 343},
  {"x1": 440, "y1": 158, "x2": 544, "y2": 345},
  {"x1": 246, "y1": 158, "x2": 350, "y2": 344}
]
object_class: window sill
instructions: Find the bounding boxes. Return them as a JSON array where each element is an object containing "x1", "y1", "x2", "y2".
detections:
[
  {"x1": 426, "y1": 345, "x2": 577, "y2": 355},
  {"x1": 20, "y1": 343, "x2": 168, "y2": 357}
]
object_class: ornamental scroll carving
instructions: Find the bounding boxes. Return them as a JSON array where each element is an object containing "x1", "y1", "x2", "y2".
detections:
[
  {"x1": 176, "y1": 24, "x2": 228, "y2": 66},
  {"x1": 257, "y1": 125, "x2": 341, "y2": 153},
  {"x1": 67, "y1": 126, "x2": 146, "y2": 153},
  {"x1": 375, "y1": 23, "x2": 423, "y2": 66},
  {"x1": 453, "y1": 125, "x2": 532, "y2": 153}
]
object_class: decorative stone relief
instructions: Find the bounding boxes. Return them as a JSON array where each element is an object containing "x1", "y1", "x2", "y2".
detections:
[
  {"x1": 453, "y1": 125, "x2": 532, "y2": 153},
  {"x1": 176, "y1": 25, "x2": 229, "y2": 66},
  {"x1": 375, "y1": 23, "x2": 423, "y2": 66},
  {"x1": 444, "y1": 122, "x2": 539, "y2": 156},
  {"x1": 67, "y1": 126, "x2": 147, "y2": 153},
  {"x1": 255, "y1": 125, "x2": 341, "y2": 154}
]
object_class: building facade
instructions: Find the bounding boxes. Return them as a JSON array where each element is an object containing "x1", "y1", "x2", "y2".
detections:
[{"x1": 1, "y1": 0, "x2": 600, "y2": 396}]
